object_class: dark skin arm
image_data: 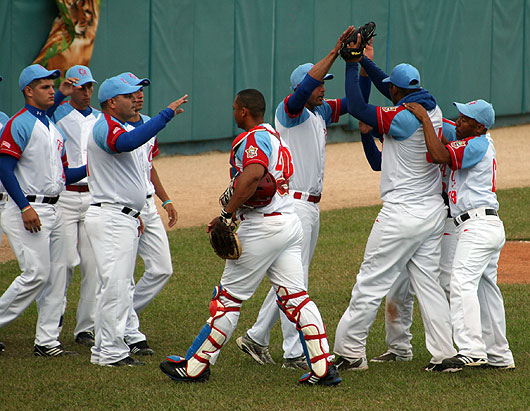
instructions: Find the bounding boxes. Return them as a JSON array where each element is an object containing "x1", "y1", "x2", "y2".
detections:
[
  {"x1": 403, "y1": 102, "x2": 451, "y2": 164},
  {"x1": 206, "y1": 163, "x2": 266, "y2": 232},
  {"x1": 151, "y1": 165, "x2": 178, "y2": 228}
]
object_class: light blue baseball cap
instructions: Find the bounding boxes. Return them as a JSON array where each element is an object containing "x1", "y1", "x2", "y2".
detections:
[
  {"x1": 19, "y1": 64, "x2": 61, "y2": 90},
  {"x1": 98, "y1": 75, "x2": 142, "y2": 104},
  {"x1": 118, "y1": 72, "x2": 150, "y2": 87},
  {"x1": 382, "y1": 63, "x2": 421, "y2": 89},
  {"x1": 66, "y1": 65, "x2": 97, "y2": 86},
  {"x1": 290, "y1": 63, "x2": 334, "y2": 91},
  {"x1": 453, "y1": 99, "x2": 495, "y2": 130}
]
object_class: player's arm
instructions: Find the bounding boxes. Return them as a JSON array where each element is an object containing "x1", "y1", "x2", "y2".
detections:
[
  {"x1": 224, "y1": 163, "x2": 266, "y2": 215},
  {"x1": 151, "y1": 165, "x2": 178, "y2": 228},
  {"x1": 345, "y1": 62, "x2": 378, "y2": 128},
  {"x1": 404, "y1": 102, "x2": 451, "y2": 164},
  {"x1": 64, "y1": 165, "x2": 87, "y2": 184},
  {"x1": 359, "y1": 122, "x2": 381, "y2": 171},
  {"x1": 115, "y1": 95, "x2": 188, "y2": 152},
  {"x1": 0, "y1": 154, "x2": 41, "y2": 232}
]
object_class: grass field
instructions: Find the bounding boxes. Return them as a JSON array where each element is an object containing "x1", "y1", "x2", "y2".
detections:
[{"x1": 0, "y1": 187, "x2": 528, "y2": 410}]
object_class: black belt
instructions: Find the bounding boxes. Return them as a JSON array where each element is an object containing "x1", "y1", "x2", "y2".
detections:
[
  {"x1": 454, "y1": 208, "x2": 497, "y2": 227},
  {"x1": 91, "y1": 203, "x2": 141, "y2": 218},
  {"x1": 26, "y1": 195, "x2": 60, "y2": 204}
]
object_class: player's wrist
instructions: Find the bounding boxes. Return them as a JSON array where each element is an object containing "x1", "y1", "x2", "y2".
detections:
[
  {"x1": 220, "y1": 208, "x2": 233, "y2": 225},
  {"x1": 21, "y1": 205, "x2": 32, "y2": 213},
  {"x1": 162, "y1": 199, "x2": 172, "y2": 208}
]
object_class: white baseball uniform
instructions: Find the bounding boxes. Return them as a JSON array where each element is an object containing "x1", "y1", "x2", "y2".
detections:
[
  {"x1": 85, "y1": 113, "x2": 146, "y2": 365},
  {"x1": 0, "y1": 111, "x2": 9, "y2": 247},
  {"x1": 334, "y1": 103, "x2": 457, "y2": 364},
  {"x1": 180, "y1": 124, "x2": 333, "y2": 380},
  {"x1": 0, "y1": 106, "x2": 69, "y2": 349},
  {"x1": 246, "y1": 97, "x2": 341, "y2": 360},
  {"x1": 127, "y1": 113, "x2": 173, "y2": 314},
  {"x1": 380, "y1": 118, "x2": 458, "y2": 358},
  {"x1": 52, "y1": 102, "x2": 100, "y2": 338},
  {"x1": 445, "y1": 127, "x2": 514, "y2": 366}
]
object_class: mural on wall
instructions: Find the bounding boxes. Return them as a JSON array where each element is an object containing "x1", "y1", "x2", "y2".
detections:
[{"x1": 33, "y1": 0, "x2": 100, "y2": 75}]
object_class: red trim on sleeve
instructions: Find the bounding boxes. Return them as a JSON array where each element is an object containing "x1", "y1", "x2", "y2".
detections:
[
  {"x1": 0, "y1": 109, "x2": 27, "y2": 159},
  {"x1": 446, "y1": 138, "x2": 470, "y2": 170},
  {"x1": 284, "y1": 95, "x2": 304, "y2": 119},
  {"x1": 104, "y1": 114, "x2": 127, "y2": 152},
  {"x1": 325, "y1": 99, "x2": 341, "y2": 123},
  {"x1": 378, "y1": 105, "x2": 407, "y2": 135},
  {"x1": 376, "y1": 106, "x2": 384, "y2": 135}
]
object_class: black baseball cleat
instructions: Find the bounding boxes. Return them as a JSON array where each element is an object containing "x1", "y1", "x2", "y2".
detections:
[
  {"x1": 441, "y1": 354, "x2": 487, "y2": 371},
  {"x1": 298, "y1": 364, "x2": 342, "y2": 386},
  {"x1": 0, "y1": 341, "x2": 5, "y2": 353},
  {"x1": 128, "y1": 340, "x2": 154, "y2": 356},
  {"x1": 106, "y1": 356, "x2": 145, "y2": 367},
  {"x1": 34, "y1": 344, "x2": 78, "y2": 357},
  {"x1": 160, "y1": 355, "x2": 210, "y2": 383},
  {"x1": 424, "y1": 362, "x2": 455, "y2": 372},
  {"x1": 75, "y1": 331, "x2": 95, "y2": 347}
]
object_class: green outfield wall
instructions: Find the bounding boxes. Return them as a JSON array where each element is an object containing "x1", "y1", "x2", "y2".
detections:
[{"x1": 1, "y1": 0, "x2": 528, "y2": 154}]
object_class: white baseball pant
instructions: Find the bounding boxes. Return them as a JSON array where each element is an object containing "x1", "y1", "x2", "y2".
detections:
[
  {"x1": 0, "y1": 198, "x2": 6, "y2": 247},
  {"x1": 382, "y1": 215, "x2": 457, "y2": 358},
  {"x1": 334, "y1": 202, "x2": 457, "y2": 364},
  {"x1": 85, "y1": 204, "x2": 145, "y2": 365},
  {"x1": 246, "y1": 200, "x2": 320, "y2": 359},
  {"x1": 451, "y1": 213, "x2": 514, "y2": 366},
  {"x1": 133, "y1": 196, "x2": 173, "y2": 313},
  {"x1": 58, "y1": 190, "x2": 97, "y2": 337},
  {"x1": 0, "y1": 201, "x2": 67, "y2": 348},
  {"x1": 209, "y1": 212, "x2": 330, "y2": 365}
]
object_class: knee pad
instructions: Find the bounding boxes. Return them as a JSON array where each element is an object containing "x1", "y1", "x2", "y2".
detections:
[{"x1": 276, "y1": 287, "x2": 330, "y2": 377}]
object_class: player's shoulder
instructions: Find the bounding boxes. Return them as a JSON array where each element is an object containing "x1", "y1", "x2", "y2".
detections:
[
  {"x1": 139, "y1": 113, "x2": 151, "y2": 122},
  {"x1": 52, "y1": 102, "x2": 75, "y2": 122}
]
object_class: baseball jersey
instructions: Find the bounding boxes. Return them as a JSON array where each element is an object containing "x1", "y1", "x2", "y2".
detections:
[
  {"x1": 377, "y1": 104, "x2": 444, "y2": 217},
  {"x1": 52, "y1": 103, "x2": 101, "y2": 185},
  {"x1": 128, "y1": 113, "x2": 158, "y2": 197},
  {"x1": 87, "y1": 113, "x2": 147, "y2": 211},
  {"x1": 275, "y1": 97, "x2": 341, "y2": 195},
  {"x1": 231, "y1": 123, "x2": 295, "y2": 216},
  {"x1": 0, "y1": 107, "x2": 68, "y2": 196},
  {"x1": 444, "y1": 127, "x2": 499, "y2": 216},
  {"x1": 0, "y1": 111, "x2": 8, "y2": 196}
]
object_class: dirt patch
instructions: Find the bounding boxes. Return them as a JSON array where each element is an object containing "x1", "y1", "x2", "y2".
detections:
[
  {"x1": 1, "y1": 124, "x2": 529, "y2": 284},
  {"x1": 498, "y1": 241, "x2": 530, "y2": 284}
]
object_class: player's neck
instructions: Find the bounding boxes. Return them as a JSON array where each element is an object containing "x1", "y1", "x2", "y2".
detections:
[
  {"x1": 69, "y1": 100, "x2": 90, "y2": 112},
  {"x1": 243, "y1": 117, "x2": 264, "y2": 131},
  {"x1": 130, "y1": 112, "x2": 141, "y2": 122}
]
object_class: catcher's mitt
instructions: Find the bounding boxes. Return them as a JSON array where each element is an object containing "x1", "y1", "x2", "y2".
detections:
[
  {"x1": 208, "y1": 211, "x2": 242, "y2": 260},
  {"x1": 340, "y1": 21, "x2": 376, "y2": 60}
]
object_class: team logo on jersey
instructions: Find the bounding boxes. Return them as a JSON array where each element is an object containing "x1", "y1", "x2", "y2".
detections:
[
  {"x1": 382, "y1": 107, "x2": 398, "y2": 112},
  {"x1": 450, "y1": 140, "x2": 466, "y2": 148},
  {"x1": 245, "y1": 145, "x2": 259, "y2": 158},
  {"x1": 1, "y1": 141, "x2": 10, "y2": 149}
]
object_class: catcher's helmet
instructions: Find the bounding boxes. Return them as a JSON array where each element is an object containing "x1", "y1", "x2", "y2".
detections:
[{"x1": 244, "y1": 172, "x2": 277, "y2": 207}]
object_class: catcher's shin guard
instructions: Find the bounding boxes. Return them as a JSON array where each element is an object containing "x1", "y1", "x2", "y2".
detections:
[
  {"x1": 276, "y1": 287, "x2": 330, "y2": 378},
  {"x1": 184, "y1": 285, "x2": 241, "y2": 377}
]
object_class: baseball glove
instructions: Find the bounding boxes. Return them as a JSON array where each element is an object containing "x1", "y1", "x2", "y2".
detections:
[
  {"x1": 340, "y1": 21, "x2": 376, "y2": 60},
  {"x1": 208, "y1": 212, "x2": 242, "y2": 260}
]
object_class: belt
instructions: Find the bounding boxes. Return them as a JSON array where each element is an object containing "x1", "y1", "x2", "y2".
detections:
[
  {"x1": 293, "y1": 191, "x2": 321, "y2": 203},
  {"x1": 240, "y1": 212, "x2": 282, "y2": 221},
  {"x1": 91, "y1": 203, "x2": 141, "y2": 218},
  {"x1": 26, "y1": 195, "x2": 60, "y2": 204},
  {"x1": 66, "y1": 184, "x2": 90, "y2": 193},
  {"x1": 146, "y1": 194, "x2": 153, "y2": 199},
  {"x1": 454, "y1": 208, "x2": 498, "y2": 227}
]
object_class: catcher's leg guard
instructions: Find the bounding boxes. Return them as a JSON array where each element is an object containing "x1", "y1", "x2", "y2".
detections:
[
  {"x1": 276, "y1": 287, "x2": 330, "y2": 378},
  {"x1": 184, "y1": 285, "x2": 242, "y2": 377}
]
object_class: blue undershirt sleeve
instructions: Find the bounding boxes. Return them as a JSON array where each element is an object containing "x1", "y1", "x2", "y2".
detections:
[
  {"x1": 359, "y1": 57, "x2": 391, "y2": 100},
  {"x1": 359, "y1": 74, "x2": 371, "y2": 103},
  {"x1": 115, "y1": 108, "x2": 174, "y2": 152},
  {"x1": 345, "y1": 62, "x2": 378, "y2": 128},
  {"x1": 361, "y1": 133, "x2": 381, "y2": 171},
  {"x1": 286, "y1": 74, "x2": 322, "y2": 115},
  {"x1": 64, "y1": 165, "x2": 87, "y2": 185},
  {"x1": 0, "y1": 154, "x2": 30, "y2": 209}
]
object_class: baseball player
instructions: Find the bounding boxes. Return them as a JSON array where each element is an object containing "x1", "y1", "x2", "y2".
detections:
[
  {"x1": 119, "y1": 72, "x2": 176, "y2": 326},
  {"x1": 405, "y1": 99, "x2": 515, "y2": 371},
  {"x1": 160, "y1": 89, "x2": 341, "y2": 386},
  {"x1": 0, "y1": 64, "x2": 87, "y2": 356},
  {"x1": 333, "y1": 35, "x2": 456, "y2": 372},
  {"x1": 236, "y1": 26, "x2": 362, "y2": 370},
  {"x1": 360, "y1": 118, "x2": 459, "y2": 364},
  {"x1": 48, "y1": 65, "x2": 100, "y2": 348},
  {"x1": 85, "y1": 75, "x2": 187, "y2": 367}
]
